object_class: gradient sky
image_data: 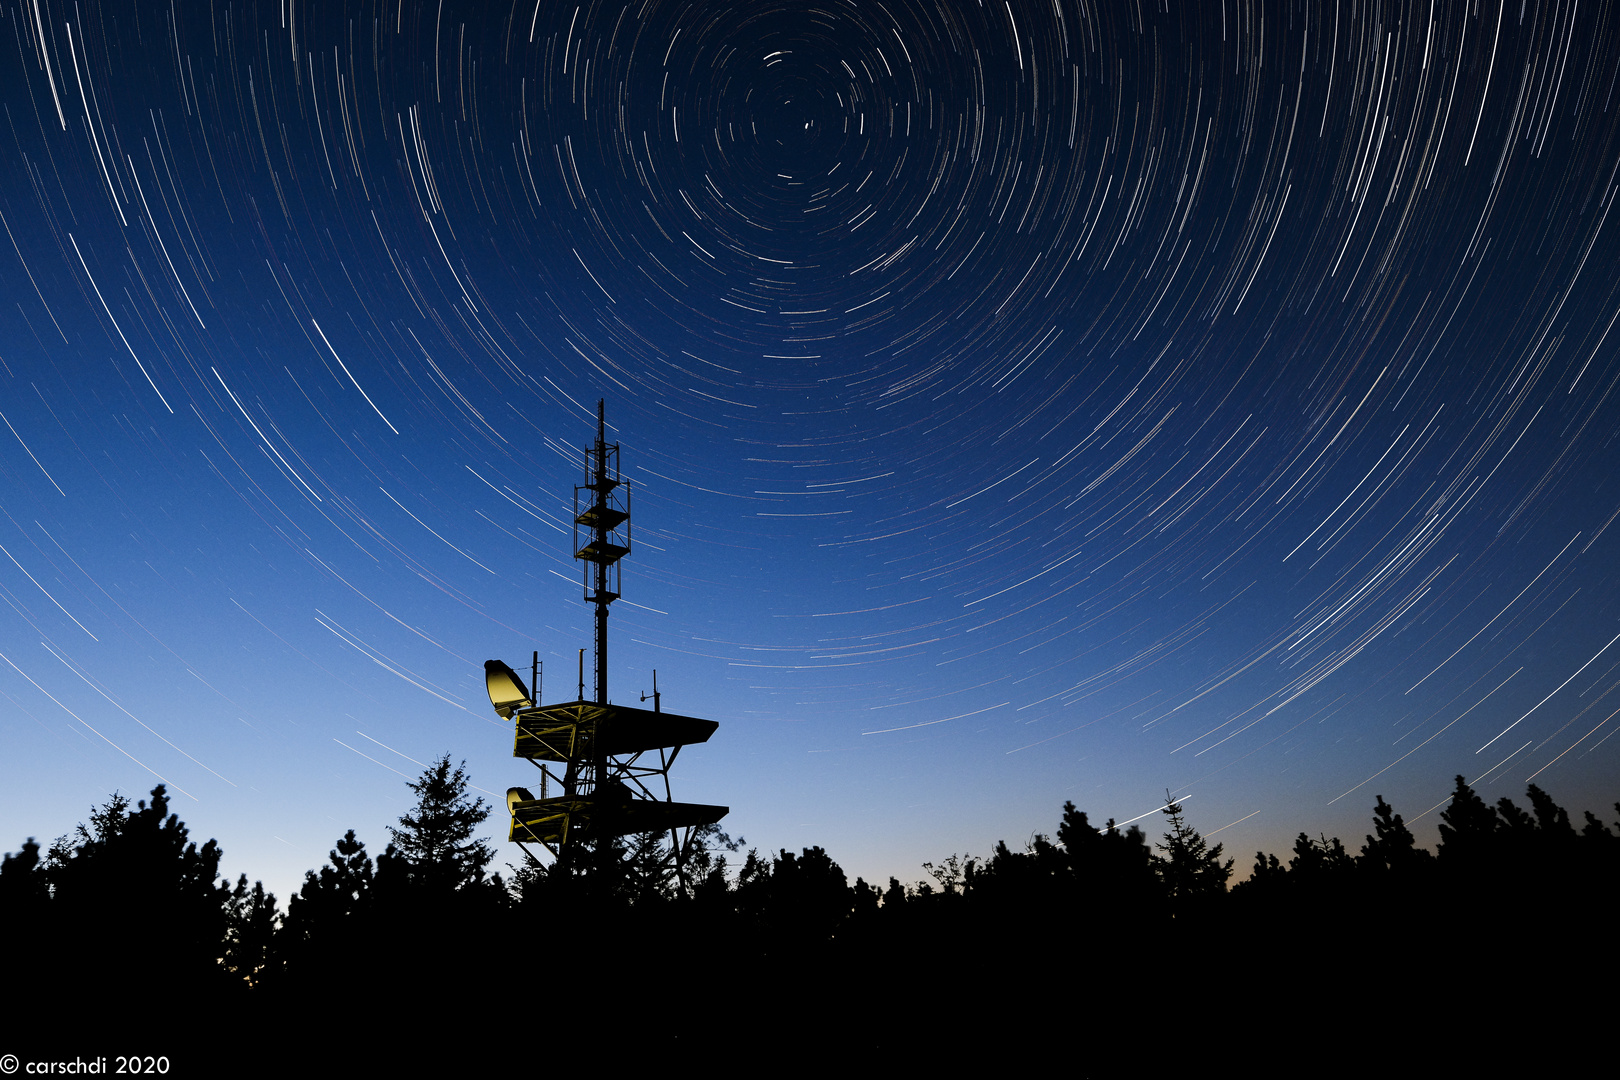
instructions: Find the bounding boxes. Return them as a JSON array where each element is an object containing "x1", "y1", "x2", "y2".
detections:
[{"x1": 3, "y1": 1, "x2": 1619, "y2": 900}]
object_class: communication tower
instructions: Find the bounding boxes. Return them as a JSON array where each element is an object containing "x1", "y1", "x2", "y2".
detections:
[{"x1": 484, "y1": 400, "x2": 727, "y2": 878}]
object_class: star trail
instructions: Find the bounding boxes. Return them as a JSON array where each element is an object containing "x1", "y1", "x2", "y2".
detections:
[{"x1": 3, "y1": 1, "x2": 1619, "y2": 893}]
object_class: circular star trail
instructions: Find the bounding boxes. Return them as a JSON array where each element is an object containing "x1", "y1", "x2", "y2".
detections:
[{"x1": 3, "y1": 1, "x2": 1619, "y2": 892}]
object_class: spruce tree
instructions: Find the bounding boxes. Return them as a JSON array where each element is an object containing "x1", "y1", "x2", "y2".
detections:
[
  {"x1": 388, "y1": 756, "x2": 495, "y2": 893},
  {"x1": 43, "y1": 786, "x2": 232, "y2": 990},
  {"x1": 1437, "y1": 775, "x2": 1498, "y2": 863},
  {"x1": 1359, "y1": 794, "x2": 1427, "y2": 874},
  {"x1": 1154, "y1": 793, "x2": 1232, "y2": 905},
  {"x1": 222, "y1": 875, "x2": 280, "y2": 986}
]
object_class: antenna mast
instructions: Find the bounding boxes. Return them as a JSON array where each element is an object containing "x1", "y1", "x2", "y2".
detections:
[{"x1": 575, "y1": 399, "x2": 628, "y2": 706}]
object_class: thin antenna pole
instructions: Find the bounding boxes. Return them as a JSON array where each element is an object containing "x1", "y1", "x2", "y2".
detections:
[{"x1": 593, "y1": 399, "x2": 610, "y2": 704}]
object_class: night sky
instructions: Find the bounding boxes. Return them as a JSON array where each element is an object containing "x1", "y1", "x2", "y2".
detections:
[{"x1": 4, "y1": 0, "x2": 1620, "y2": 899}]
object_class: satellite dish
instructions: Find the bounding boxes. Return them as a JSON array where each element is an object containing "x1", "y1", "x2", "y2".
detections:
[
  {"x1": 507, "y1": 786, "x2": 535, "y2": 813},
  {"x1": 484, "y1": 659, "x2": 533, "y2": 718}
]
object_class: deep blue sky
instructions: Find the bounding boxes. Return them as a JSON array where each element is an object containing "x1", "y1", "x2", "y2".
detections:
[{"x1": 3, "y1": 1, "x2": 1619, "y2": 899}]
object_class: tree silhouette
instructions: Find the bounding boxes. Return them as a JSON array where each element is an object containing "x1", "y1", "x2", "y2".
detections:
[
  {"x1": 1359, "y1": 795, "x2": 1428, "y2": 875},
  {"x1": 1525, "y1": 784, "x2": 1575, "y2": 838},
  {"x1": 921, "y1": 852, "x2": 976, "y2": 896},
  {"x1": 40, "y1": 786, "x2": 233, "y2": 994},
  {"x1": 295, "y1": 829, "x2": 375, "y2": 918},
  {"x1": 368, "y1": 759, "x2": 508, "y2": 992},
  {"x1": 1155, "y1": 793, "x2": 1232, "y2": 906},
  {"x1": 682, "y1": 823, "x2": 741, "y2": 902},
  {"x1": 1495, "y1": 794, "x2": 1537, "y2": 835},
  {"x1": 10, "y1": 776, "x2": 1620, "y2": 1067},
  {"x1": 222, "y1": 875, "x2": 280, "y2": 987},
  {"x1": 0, "y1": 836, "x2": 49, "y2": 975},
  {"x1": 1241, "y1": 850, "x2": 1286, "y2": 888},
  {"x1": 1437, "y1": 775, "x2": 1498, "y2": 864},
  {"x1": 1287, "y1": 832, "x2": 1353, "y2": 881},
  {"x1": 388, "y1": 755, "x2": 496, "y2": 893},
  {"x1": 735, "y1": 846, "x2": 852, "y2": 950},
  {"x1": 0, "y1": 836, "x2": 46, "y2": 910},
  {"x1": 1582, "y1": 808, "x2": 1619, "y2": 844},
  {"x1": 279, "y1": 829, "x2": 377, "y2": 984}
]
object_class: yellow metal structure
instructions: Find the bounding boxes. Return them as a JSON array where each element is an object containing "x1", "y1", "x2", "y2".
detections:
[{"x1": 503, "y1": 697, "x2": 726, "y2": 849}]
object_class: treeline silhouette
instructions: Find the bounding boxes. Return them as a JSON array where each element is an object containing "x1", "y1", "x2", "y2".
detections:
[{"x1": 5, "y1": 763, "x2": 1616, "y2": 1064}]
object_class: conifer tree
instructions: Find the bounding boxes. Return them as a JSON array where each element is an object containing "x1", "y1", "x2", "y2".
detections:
[
  {"x1": 43, "y1": 786, "x2": 232, "y2": 989},
  {"x1": 623, "y1": 829, "x2": 677, "y2": 903},
  {"x1": 1437, "y1": 775, "x2": 1498, "y2": 862},
  {"x1": 1154, "y1": 793, "x2": 1232, "y2": 904},
  {"x1": 1495, "y1": 795, "x2": 1537, "y2": 835},
  {"x1": 302, "y1": 830, "x2": 375, "y2": 914},
  {"x1": 1359, "y1": 795, "x2": 1427, "y2": 874},
  {"x1": 0, "y1": 837, "x2": 45, "y2": 910},
  {"x1": 1247, "y1": 850, "x2": 1286, "y2": 883},
  {"x1": 1525, "y1": 784, "x2": 1575, "y2": 838},
  {"x1": 222, "y1": 875, "x2": 280, "y2": 986},
  {"x1": 1288, "y1": 832, "x2": 1353, "y2": 879},
  {"x1": 281, "y1": 830, "x2": 376, "y2": 972},
  {"x1": 388, "y1": 756, "x2": 495, "y2": 893}
]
